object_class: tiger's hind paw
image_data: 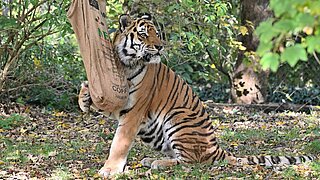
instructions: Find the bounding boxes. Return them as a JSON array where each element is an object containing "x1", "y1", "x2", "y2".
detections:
[
  {"x1": 78, "y1": 81, "x2": 92, "y2": 112},
  {"x1": 142, "y1": 158, "x2": 179, "y2": 169},
  {"x1": 141, "y1": 158, "x2": 158, "y2": 167}
]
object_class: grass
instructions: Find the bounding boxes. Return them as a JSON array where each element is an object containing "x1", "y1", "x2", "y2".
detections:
[
  {"x1": 0, "y1": 104, "x2": 319, "y2": 179},
  {"x1": 0, "y1": 113, "x2": 26, "y2": 130}
]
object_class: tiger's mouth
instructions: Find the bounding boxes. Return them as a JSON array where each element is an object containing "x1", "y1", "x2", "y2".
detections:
[{"x1": 143, "y1": 52, "x2": 161, "y2": 63}]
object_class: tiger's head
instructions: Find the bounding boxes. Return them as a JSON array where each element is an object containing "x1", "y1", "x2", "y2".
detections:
[{"x1": 114, "y1": 14, "x2": 164, "y2": 67}]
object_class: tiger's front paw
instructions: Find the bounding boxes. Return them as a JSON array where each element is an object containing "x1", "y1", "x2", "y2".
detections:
[
  {"x1": 98, "y1": 160, "x2": 126, "y2": 178},
  {"x1": 78, "y1": 81, "x2": 92, "y2": 112}
]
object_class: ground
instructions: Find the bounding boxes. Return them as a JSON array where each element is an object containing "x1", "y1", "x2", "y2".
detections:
[{"x1": 0, "y1": 102, "x2": 319, "y2": 179}]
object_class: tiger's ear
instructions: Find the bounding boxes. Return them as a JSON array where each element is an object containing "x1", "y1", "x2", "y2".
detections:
[
  {"x1": 119, "y1": 14, "x2": 132, "y2": 32},
  {"x1": 139, "y1": 13, "x2": 152, "y2": 20}
]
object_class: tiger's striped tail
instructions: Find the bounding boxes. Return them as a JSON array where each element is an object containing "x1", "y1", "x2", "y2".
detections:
[{"x1": 236, "y1": 155, "x2": 316, "y2": 166}]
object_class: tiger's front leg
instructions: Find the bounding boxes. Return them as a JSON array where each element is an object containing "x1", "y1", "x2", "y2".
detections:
[{"x1": 99, "y1": 117, "x2": 140, "y2": 177}]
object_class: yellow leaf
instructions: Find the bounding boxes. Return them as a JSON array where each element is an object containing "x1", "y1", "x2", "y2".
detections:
[
  {"x1": 20, "y1": 127, "x2": 27, "y2": 134},
  {"x1": 53, "y1": 111, "x2": 67, "y2": 117},
  {"x1": 303, "y1": 26, "x2": 313, "y2": 35},
  {"x1": 239, "y1": 45, "x2": 247, "y2": 51},
  {"x1": 239, "y1": 26, "x2": 248, "y2": 36},
  {"x1": 218, "y1": 125, "x2": 228, "y2": 130},
  {"x1": 276, "y1": 121, "x2": 285, "y2": 126},
  {"x1": 230, "y1": 141, "x2": 238, "y2": 147},
  {"x1": 33, "y1": 57, "x2": 42, "y2": 69},
  {"x1": 210, "y1": 64, "x2": 216, "y2": 69},
  {"x1": 79, "y1": 148, "x2": 86, "y2": 153},
  {"x1": 93, "y1": 173, "x2": 100, "y2": 178},
  {"x1": 62, "y1": 123, "x2": 70, "y2": 128},
  {"x1": 99, "y1": 119, "x2": 106, "y2": 125},
  {"x1": 0, "y1": 129, "x2": 4, "y2": 133}
]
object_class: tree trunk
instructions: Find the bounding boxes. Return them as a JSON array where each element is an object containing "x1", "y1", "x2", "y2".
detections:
[{"x1": 231, "y1": 0, "x2": 273, "y2": 104}]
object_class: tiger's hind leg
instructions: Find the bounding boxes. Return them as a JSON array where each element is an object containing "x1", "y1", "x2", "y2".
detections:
[{"x1": 141, "y1": 158, "x2": 179, "y2": 169}]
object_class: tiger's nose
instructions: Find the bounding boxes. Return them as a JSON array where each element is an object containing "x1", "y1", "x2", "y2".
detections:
[{"x1": 154, "y1": 45, "x2": 163, "y2": 51}]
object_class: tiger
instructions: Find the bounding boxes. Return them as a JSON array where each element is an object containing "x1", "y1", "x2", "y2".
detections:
[{"x1": 78, "y1": 14, "x2": 315, "y2": 177}]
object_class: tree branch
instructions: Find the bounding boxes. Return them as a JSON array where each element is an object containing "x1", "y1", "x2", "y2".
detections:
[{"x1": 313, "y1": 52, "x2": 320, "y2": 66}]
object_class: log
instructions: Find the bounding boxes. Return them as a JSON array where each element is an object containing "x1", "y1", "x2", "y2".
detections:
[{"x1": 204, "y1": 100, "x2": 320, "y2": 113}]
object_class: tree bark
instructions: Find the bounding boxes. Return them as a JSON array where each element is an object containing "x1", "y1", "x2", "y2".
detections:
[{"x1": 231, "y1": 0, "x2": 273, "y2": 104}]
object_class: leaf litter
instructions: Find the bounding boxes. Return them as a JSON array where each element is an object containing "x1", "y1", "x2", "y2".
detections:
[{"x1": 0, "y1": 102, "x2": 319, "y2": 179}]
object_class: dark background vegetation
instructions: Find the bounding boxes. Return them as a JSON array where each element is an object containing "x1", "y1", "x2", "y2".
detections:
[
  {"x1": 1, "y1": 1, "x2": 319, "y2": 179},
  {"x1": 0, "y1": 0, "x2": 319, "y2": 111}
]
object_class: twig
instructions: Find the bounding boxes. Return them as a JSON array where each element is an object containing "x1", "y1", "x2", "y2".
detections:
[
  {"x1": 313, "y1": 52, "x2": 320, "y2": 66},
  {"x1": 5, "y1": 83, "x2": 42, "y2": 92}
]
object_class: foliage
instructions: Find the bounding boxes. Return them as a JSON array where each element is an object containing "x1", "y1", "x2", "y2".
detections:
[
  {"x1": 126, "y1": 0, "x2": 241, "y2": 85},
  {"x1": 0, "y1": 1, "x2": 128, "y2": 111},
  {"x1": 0, "y1": 0, "x2": 84, "y2": 110},
  {"x1": 0, "y1": 0, "x2": 319, "y2": 110},
  {"x1": 256, "y1": 0, "x2": 320, "y2": 72},
  {"x1": 0, "y1": 0, "x2": 71, "y2": 88}
]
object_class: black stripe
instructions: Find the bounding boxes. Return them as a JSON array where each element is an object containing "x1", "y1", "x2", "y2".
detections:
[
  {"x1": 182, "y1": 116, "x2": 198, "y2": 121},
  {"x1": 154, "y1": 71, "x2": 178, "y2": 121},
  {"x1": 215, "y1": 150, "x2": 224, "y2": 161},
  {"x1": 167, "y1": 120, "x2": 207, "y2": 138},
  {"x1": 163, "y1": 109, "x2": 185, "y2": 125},
  {"x1": 180, "y1": 130, "x2": 214, "y2": 137},
  {"x1": 129, "y1": 88, "x2": 138, "y2": 95},
  {"x1": 130, "y1": 33, "x2": 135, "y2": 48},
  {"x1": 271, "y1": 156, "x2": 281, "y2": 164},
  {"x1": 119, "y1": 107, "x2": 134, "y2": 116},
  {"x1": 144, "y1": 120, "x2": 158, "y2": 136},
  {"x1": 191, "y1": 99, "x2": 200, "y2": 111},
  {"x1": 141, "y1": 136, "x2": 154, "y2": 143},
  {"x1": 300, "y1": 156, "x2": 306, "y2": 162},
  {"x1": 165, "y1": 114, "x2": 207, "y2": 134},
  {"x1": 172, "y1": 144, "x2": 194, "y2": 160},
  {"x1": 183, "y1": 86, "x2": 190, "y2": 106},
  {"x1": 285, "y1": 156, "x2": 296, "y2": 164},
  {"x1": 202, "y1": 120, "x2": 212, "y2": 129},
  {"x1": 128, "y1": 65, "x2": 145, "y2": 81},
  {"x1": 200, "y1": 107, "x2": 206, "y2": 117},
  {"x1": 153, "y1": 126, "x2": 163, "y2": 146},
  {"x1": 258, "y1": 156, "x2": 266, "y2": 164},
  {"x1": 157, "y1": 64, "x2": 165, "y2": 88},
  {"x1": 123, "y1": 35, "x2": 128, "y2": 47},
  {"x1": 247, "y1": 156, "x2": 256, "y2": 165},
  {"x1": 307, "y1": 155, "x2": 313, "y2": 161},
  {"x1": 210, "y1": 149, "x2": 220, "y2": 163},
  {"x1": 154, "y1": 134, "x2": 164, "y2": 151}
]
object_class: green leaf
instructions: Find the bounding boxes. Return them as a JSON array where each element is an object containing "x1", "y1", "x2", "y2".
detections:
[
  {"x1": 260, "y1": 52, "x2": 280, "y2": 72},
  {"x1": 256, "y1": 20, "x2": 279, "y2": 43},
  {"x1": 280, "y1": 44, "x2": 308, "y2": 67},
  {"x1": 256, "y1": 41, "x2": 273, "y2": 56},
  {"x1": 0, "y1": 16, "x2": 19, "y2": 30},
  {"x1": 273, "y1": 19, "x2": 295, "y2": 32},
  {"x1": 296, "y1": 13, "x2": 315, "y2": 28},
  {"x1": 30, "y1": 0, "x2": 39, "y2": 6},
  {"x1": 305, "y1": 36, "x2": 320, "y2": 53},
  {"x1": 270, "y1": 0, "x2": 295, "y2": 17}
]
